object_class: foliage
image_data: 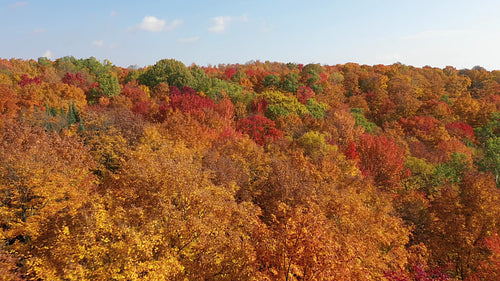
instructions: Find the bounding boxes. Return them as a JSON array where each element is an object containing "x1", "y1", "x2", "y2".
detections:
[
  {"x1": 357, "y1": 133, "x2": 407, "y2": 188},
  {"x1": 305, "y1": 98, "x2": 327, "y2": 119},
  {"x1": 1, "y1": 56, "x2": 500, "y2": 280},
  {"x1": 138, "y1": 58, "x2": 194, "y2": 89},
  {"x1": 237, "y1": 114, "x2": 283, "y2": 145},
  {"x1": 262, "y1": 90, "x2": 309, "y2": 119},
  {"x1": 350, "y1": 108, "x2": 377, "y2": 133}
]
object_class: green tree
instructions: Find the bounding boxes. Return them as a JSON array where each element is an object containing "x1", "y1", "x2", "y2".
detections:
[
  {"x1": 263, "y1": 74, "x2": 280, "y2": 89},
  {"x1": 305, "y1": 98, "x2": 327, "y2": 119},
  {"x1": 350, "y1": 108, "x2": 377, "y2": 133},
  {"x1": 97, "y1": 73, "x2": 120, "y2": 97},
  {"x1": 281, "y1": 72, "x2": 300, "y2": 93},
  {"x1": 481, "y1": 137, "x2": 500, "y2": 186},
  {"x1": 433, "y1": 152, "x2": 468, "y2": 186},
  {"x1": 138, "y1": 59, "x2": 195, "y2": 89}
]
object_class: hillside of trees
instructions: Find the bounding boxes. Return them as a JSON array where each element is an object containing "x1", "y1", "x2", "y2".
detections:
[{"x1": 0, "y1": 57, "x2": 500, "y2": 280}]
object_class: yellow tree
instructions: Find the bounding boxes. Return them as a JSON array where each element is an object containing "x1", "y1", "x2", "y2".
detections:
[
  {"x1": 0, "y1": 120, "x2": 96, "y2": 279},
  {"x1": 76, "y1": 129, "x2": 267, "y2": 280}
]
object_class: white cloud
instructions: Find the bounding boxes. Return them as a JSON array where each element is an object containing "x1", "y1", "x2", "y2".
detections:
[
  {"x1": 42, "y1": 50, "x2": 53, "y2": 60},
  {"x1": 92, "y1": 40, "x2": 104, "y2": 47},
  {"x1": 110, "y1": 10, "x2": 118, "y2": 17},
  {"x1": 178, "y1": 36, "x2": 200, "y2": 43},
  {"x1": 208, "y1": 15, "x2": 248, "y2": 33},
  {"x1": 134, "y1": 16, "x2": 182, "y2": 32},
  {"x1": 9, "y1": 1, "x2": 28, "y2": 8},
  {"x1": 139, "y1": 16, "x2": 165, "y2": 32}
]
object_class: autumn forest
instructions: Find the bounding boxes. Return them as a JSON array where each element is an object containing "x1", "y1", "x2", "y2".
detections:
[{"x1": 0, "y1": 57, "x2": 500, "y2": 280}]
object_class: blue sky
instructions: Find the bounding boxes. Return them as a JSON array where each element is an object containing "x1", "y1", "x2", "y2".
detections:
[{"x1": 2, "y1": 0, "x2": 500, "y2": 69}]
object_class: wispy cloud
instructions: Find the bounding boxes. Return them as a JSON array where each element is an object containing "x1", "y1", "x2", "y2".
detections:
[
  {"x1": 178, "y1": 36, "x2": 200, "y2": 43},
  {"x1": 9, "y1": 1, "x2": 28, "y2": 8},
  {"x1": 165, "y1": 19, "x2": 183, "y2": 31},
  {"x1": 42, "y1": 50, "x2": 53, "y2": 60},
  {"x1": 110, "y1": 10, "x2": 118, "y2": 17},
  {"x1": 132, "y1": 16, "x2": 182, "y2": 32},
  {"x1": 92, "y1": 40, "x2": 104, "y2": 47},
  {"x1": 208, "y1": 15, "x2": 248, "y2": 33}
]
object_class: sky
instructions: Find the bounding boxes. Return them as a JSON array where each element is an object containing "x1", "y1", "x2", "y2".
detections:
[{"x1": 2, "y1": 0, "x2": 500, "y2": 70}]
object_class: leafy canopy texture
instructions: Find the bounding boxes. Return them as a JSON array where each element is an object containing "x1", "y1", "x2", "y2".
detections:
[{"x1": 0, "y1": 57, "x2": 500, "y2": 280}]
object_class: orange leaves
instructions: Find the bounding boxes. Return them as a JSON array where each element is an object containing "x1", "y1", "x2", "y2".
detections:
[
  {"x1": 0, "y1": 121, "x2": 96, "y2": 279},
  {"x1": 0, "y1": 84, "x2": 19, "y2": 121},
  {"x1": 426, "y1": 172, "x2": 500, "y2": 279},
  {"x1": 3, "y1": 57, "x2": 500, "y2": 280},
  {"x1": 475, "y1": 232, "x2": 500, "y2": 280}
]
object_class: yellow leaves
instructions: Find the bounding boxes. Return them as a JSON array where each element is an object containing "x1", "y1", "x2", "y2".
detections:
[
  {"x1": 0, "y1": 121, "x2": 98, "y2": 279},
  {"x1": 298, "y1": 130, "x2": 336, "y2": 158},
  {"x1": 139, "y1": 124, "x2": 167, "y2": 150}
]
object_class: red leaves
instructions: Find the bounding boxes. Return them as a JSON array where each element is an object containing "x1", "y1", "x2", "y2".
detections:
[
  {"x1": 169, "y1": 86, "x2": 214, "y2": 114},
  {"x1": 121, "y1": 81, "x2": 148, "y2": 102},
  {"x1": 296, "y1": 86, "x2": 315, "y2": 104},
  {"x1": 251, "y1": 96, "x2": 268, "y2": 114},
  {"x1": 357, "y1": 133, "x2": 407, "y2": 188},
  {"x1": 62, "y1": 72, "x2": 87, "y2": 91},
  {"x1": 445, "y1": 121, "x2": 475, "y2": 140},
  {"x1": 385, "y1": 265, "x2": 451, "y2": 281},
  {"x1": 344, "y1": 139, "x2": 359, "y2": 165},
  {"x1": 476, "y1": 232, "x2": 500, "y2": 280},
  {"x1": 224, "y1": 67, "x2": 237, "y2": 80},
  {"x1": 237, "y1": 114, "x2": 283, "y2": 145},
  {"x1": 18, "y1": 74, "x2": 41, "y2": 88}
]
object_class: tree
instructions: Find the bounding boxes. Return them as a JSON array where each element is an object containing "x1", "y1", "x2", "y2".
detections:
[
  {"x1": 92, "y1": 138, "x2": 265, "y2": 280},
  {"x1": 427, "y1": 172, "x2": 500, "y2": 280},
  {"x1": 472, "y1": 232, "x2": 500, "y2": 281},
  {"x1": 480, "y1": 136, "x2": 500, "y2": 186},
  {"x1": 357, "y1": 133, "x2": 407, "y2": 188},
  {"x1": 263, "y1": 74, "x2": 280, "y2": 89},
  {"x1": 351, "y1": 108, "x2": 377, "y2": 133},
  {"x1": 237, "y1": 114, "x2": 283, "y2": 145},
  {"x1": 97, "y1": 73, "x2": 120, "y2": 98},
  {"x1": 138, "y1": 59, "x2": 194, "y2": 89},
  {"x1": 296, "y1": 86, "x2": 315, "y2": 104},
  {"x1": 0, "y1": 85, "x2": 19, "y2": 121},
  {"x1": 281, "y1": 72, "x2": 300, "y2": 93},
  {"x1": 298, "y1": 131, "x2": 335, "y2": 158},
  {"x1": 262, "y1": 90, "x2": 309, "y2": 120},
  {"x1": 0, "y1": 120, "x2": 96, "y2": 279},
  {"x1": 169, "y1": 86, "x2": 215, "y2": 114}
]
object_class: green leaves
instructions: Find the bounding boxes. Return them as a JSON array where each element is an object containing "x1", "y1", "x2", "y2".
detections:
[
  {"x1": 350, "y1": 108, "x2": 377, "y2": 133},
  {"x1": 138, "y1": 59, "x2": 195, "y2": 89},
  {"x1": 97, "y1": 73, "x2": 120, "y2": 98}
]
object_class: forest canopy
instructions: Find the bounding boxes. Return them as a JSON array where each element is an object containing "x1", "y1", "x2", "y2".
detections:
[{"x1": 1, "y1": 57, "x2": 500, "y2": 280}]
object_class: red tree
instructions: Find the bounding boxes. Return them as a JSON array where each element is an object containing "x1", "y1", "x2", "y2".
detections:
[
  {"x1": 18, "y1": 74, "x2": 41, "y2": 88},
  {"x1": 357, "y1": 133, "x2": 407, "y2": 188},
  {"x1": 237, "y1": 114, "x2": 283, "y2": 145},
  {"x1": 169, "y1": 86, "x2": 214, "y2": 114}
]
